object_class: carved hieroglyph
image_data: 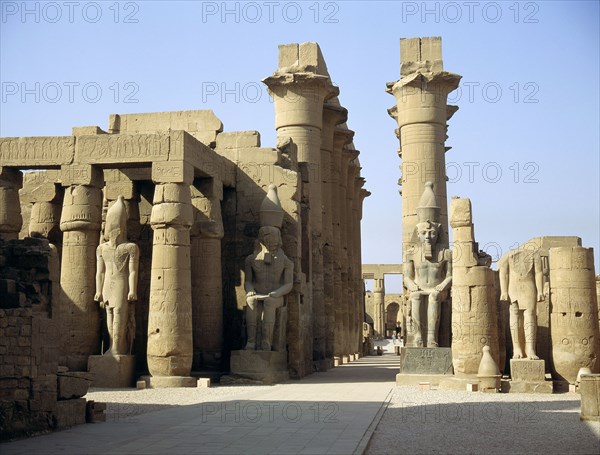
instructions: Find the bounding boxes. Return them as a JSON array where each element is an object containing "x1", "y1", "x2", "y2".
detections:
[
  {"x1": 94, "y1": 196, "x2": 140, "y2": 356},
  {"x1": 403, "y1": 182, "x2": 452, "y2": 348},
  {"x1": 244, "y1": 185, "x2": 294, "y2": 351},
  {"x1": 549, "y1": 246, "x2": 600, "y2": 383}
]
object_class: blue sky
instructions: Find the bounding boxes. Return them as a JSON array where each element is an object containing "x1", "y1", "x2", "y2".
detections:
[{"x1": 1, "y1": 1, "x2": 599, "y2": 291}]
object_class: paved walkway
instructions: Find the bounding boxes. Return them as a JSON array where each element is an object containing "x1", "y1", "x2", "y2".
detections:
[{"x1": 2, "y1": 354, "x2": 399, "y2": 455}]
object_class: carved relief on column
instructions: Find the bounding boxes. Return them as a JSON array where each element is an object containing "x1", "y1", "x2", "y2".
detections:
[
  {"x1": 59, "y1": 164, "x2": 103, "y2": 370},
  {"x1": 190, "y1": 178, "x2": 224, "y2": 371},
  {"x1": 147, "y1": 161, "x2": 195, "y2": 384}
]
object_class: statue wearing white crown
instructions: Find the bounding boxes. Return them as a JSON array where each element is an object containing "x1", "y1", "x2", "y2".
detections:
[
  {"x1": 403, "y1": 182, "x2": 452, "y2": 348},
  {"x1": 94, "y1": 196, "x2": 140, "y2": 355},
  {"x1": 244, "y1": 185, "x2": 294, "y2": 351}
]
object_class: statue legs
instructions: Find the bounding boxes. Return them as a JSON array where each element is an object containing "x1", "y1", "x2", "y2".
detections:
[
  {"x1": 245, "y1": 297, "x2": 259, "y2": 350},
  {"x1": 245, "y1": 296, "x2": 283, "y2": 351},
  {"x1": 509, "y1": 302, "x2": 524, "y2": 358},
  {"x1": 524, "y1": 308, "x2": 539, "y2": 359},
  {"x1": 106, "y1": 305, "x2": 129, "y2": 355},
  {"x1": 410, "y1": 290, "x2": 444, "y2": 348},
  {"x1": 261, "y1": 296, "x2": 283, "y2": 351},
  {"x1": 427, "y1": 292, "x2": 441, "y2": 347},
  {"x1": 410, "y1": 293, "x2": 424, "y2": 347}
]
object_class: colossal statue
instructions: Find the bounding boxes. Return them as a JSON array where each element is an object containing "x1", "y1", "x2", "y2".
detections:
[
  {"x1": 94, "y1": 196, "x2": 140, "y2": 355},
  {"x1": 499, "y1": 247, "x2": 544, "y2": 359},
  {"x1": 244, "y1": 185, "x2": 294, "y2": 351},
  {"x1": 403, "y1": 182, "x2": 452, "y2": 347}
]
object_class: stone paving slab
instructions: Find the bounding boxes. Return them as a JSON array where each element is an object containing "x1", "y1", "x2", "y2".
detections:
[{"x1": 1, "y1": 355, "x2": 399, "y2": 455}]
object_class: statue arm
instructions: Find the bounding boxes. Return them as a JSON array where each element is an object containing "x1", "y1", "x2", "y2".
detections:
[
  {"x1": 436, "y1": 250, "x2": 453, "y2": 291},
  {"x1": 244, "y1": 256, "x2": 255, "y2": 295},
  {"x1": 403, "y1": 259, "x2": 419, "y2": 292},
  {"x1": 534, "y1": 253, "x2": 544, "y2": 301},
  {"x1": 94, "y1": 245, "x2": 105, "y2": 302},
  {"x1": 269, "y1": 258, "x2": 294, "y2": 298},
  {"x1": 128, "y1": 244, "x2": 140, "y2": 301},
  {"x1": 499, "y1": 257, "x2": 509, "y2": 300}
]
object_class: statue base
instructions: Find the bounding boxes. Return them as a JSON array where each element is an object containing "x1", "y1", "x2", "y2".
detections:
[
  {"x1": 399, "y1": 347, "x2": 453, "y2": 374},
  {"x1": 503, "y1": 359, "x2": 552, "y2": 394},
  {"x1": 230, "y1": 350, "x2": 289, "y2": 384},
  {"x1": 88, "y1": 355, "x2": 136, "y2": 388},
  {"x1": 141, "y1": 375, "x2": 197, "y2": 388},
  {"x1": 396, "y1": 348, "x2": 453, "y2": 386}
]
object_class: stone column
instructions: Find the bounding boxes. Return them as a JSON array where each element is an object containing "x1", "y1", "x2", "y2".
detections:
[
  {"x1": 321, "y1": 103, "x2": 347, "y2": 369},
  {"x1": 264, "y1": 61, "x2": 336, "y2": 373},
  {"x1": 59, "y1": 164, "x2": 103, "y2": 370},
  {"x1": 190, "y1": 178, "x2": 224, "y2": 371},
  {"x1": 449, "y1": 197, "x2": 499, "y2": 376},
  {"x1": 354, "y1": 179, "x2": 370, "y2": 356},
  {"x1": 331, "y1": 128, "x2": 354, "y2": 359},
  {"x1": 345, "y1": 156, "x2": 360, "y2": 356},
  {"x1": 549, "y1": 246, "x2": 600, "y2": 383},
  {"x1": 147, "y1": 162, "x2": 195, "y2": 386},
  {"x1": 373, "y1": 277, "x2": 386, "y2": 338},
  {"x1": 387, "y1": 37, "x2": 461, "y2": 259},
  {"x1": 0, "y1": 167, "x2": 23, "y2": 241}
]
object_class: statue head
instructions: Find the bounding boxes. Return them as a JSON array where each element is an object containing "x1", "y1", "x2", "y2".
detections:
[
  {"x1": 415, "y1": 182, "x2": 442, "y2": 259},
  {"x1": 416, "y1": 219, "x2": 441, "y2": 247},
  {"x1": 104, "y1": 196, "x2": 128, "y2": 245},
  {"x1": 258, "y1": 226, "x2": 282, "y2": 253}
]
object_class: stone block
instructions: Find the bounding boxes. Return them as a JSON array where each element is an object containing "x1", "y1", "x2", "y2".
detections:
[
  {"x1": 147, "y1": 376, "x2": 196, "y2": 388},
  {"x1": 197, "y1": 377, "x2": 211, "y2": 388},
  {"x1": 55, "y1": 398, "x2": 87, "y2": 429},
  {"x1": 399, "y1": 347, "x2": 453, "y2": 375},
  {"x1": 72, "y1": 126, "x2": 106, "y2": 135},
  {"x1": 580, "y1": 374, "x2": 600, "y2": 421},
  {"x1": 230, "y1": 350, "x2": 289, "y2": 384},
  {"x1": 466, "y1": 383, "x2": 478, "y2": 392},
  {"x1": 136, "y1": 380, "x2": 146, "y2": 389},
  {"x1": 510, "y1": 359, "x2": 545, "y2": 382},
  {"x1": 87, "y1": 355, "x2": 136, "y2": 388},
  {"x1": 57, "y1": 372, "x2": 93, "y2": 399},
  {"x1": 216, "y1": 131, "x2": 261, "y2": 149},
  {"x1": 503, "y1": 380, "x2": 553, "y2": 394}
]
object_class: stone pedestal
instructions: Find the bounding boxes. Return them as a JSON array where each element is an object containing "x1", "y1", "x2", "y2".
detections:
[
  {"x1": 230, "y1": 350, "x2": 289, "y2": 384},
  {"x1": 399, "y1": 347, "x2": 453, "y2": 374},
  {"x1": 88, "y1": 355, "x2": 136, "y2": 388},
  {"x1": 580, "y1": 374, "x2": 600, "y2": 421},
  {"x1": 504, "y1": 359, "x2": 552, "y2": 394}
]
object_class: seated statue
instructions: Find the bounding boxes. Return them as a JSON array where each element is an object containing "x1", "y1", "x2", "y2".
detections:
[
  {"x1": 403, "y1": 182, "x2": 452, "y2": 348},
  {"x1": 94, "y1": 196, "x2": 139, "y2": 356},
  {"x1": 244, "y1": 185, "x2": 294, "y2": 351},
  {"x1": 499, "y1": 247, "x2": 544, "y2": 359}
]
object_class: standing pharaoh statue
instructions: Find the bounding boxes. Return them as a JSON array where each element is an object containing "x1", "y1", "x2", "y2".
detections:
[
  {"x1": 403, "y1": 182, "x2": 452, "y2": 347},
  {"x1": 499, "y1": 247, "x2": 543, "y2": 359},
  {"x1": 244, "y1": 185, "x2": 294, "y2": 351},
  {"x1": 94, "y1": 196, "x2": 140, "y2": 355}
]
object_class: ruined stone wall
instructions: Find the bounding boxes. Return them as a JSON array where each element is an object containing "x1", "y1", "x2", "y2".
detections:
[{"x1": 0, "y1": 238, "x2": 88, "y2": 440}]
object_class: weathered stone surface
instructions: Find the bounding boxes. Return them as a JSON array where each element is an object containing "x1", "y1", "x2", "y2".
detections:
[
  {"x1": 57, "y1": 372, "x2": 93, "y2": 399},
  {"x1": 580, "y1": 374, "x2": 600, "y2": 421},
  {"x1": 399, "y1": 347, "x2": 453, "y2": 375},
  {"x1": 230, "y1": 350, "x2": 289, "y2": 384},
  {"x1": 88, "y1": 355, "x2": 136, "y2": 388},
  {"x1": 549, "y1": 247, "x2": 600, "y2": 383},
  {"x1": 510, "y1": 359, "x2": 545, "y2": 382},
  {"x1": 55, "y1": 398, "x2": 87, "y2": 429}
]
